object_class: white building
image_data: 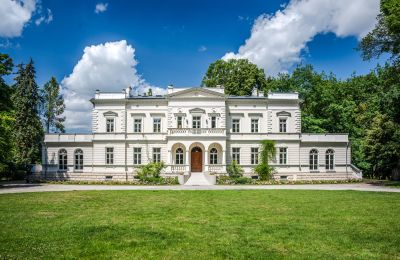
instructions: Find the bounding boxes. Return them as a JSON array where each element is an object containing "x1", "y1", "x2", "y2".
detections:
[{"x1": 39, "y1": 86, "x2": 362, "y2": 184}]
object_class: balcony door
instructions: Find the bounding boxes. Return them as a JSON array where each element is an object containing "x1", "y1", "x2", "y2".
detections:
[{"x1": 191, "y1": 147, "x2": 202, "y2": 172}]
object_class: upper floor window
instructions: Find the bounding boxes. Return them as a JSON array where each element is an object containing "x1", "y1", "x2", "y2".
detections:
[
  {"x1": 58, "y1": 149, "x2": 67, "y2": 170},
  {"x1": 177, "y1": 116, "x2": 183, "y2": 128},
  {"x1": 232, "y1": 148, "x2": 240, "y2": 164},
  {"x1": 74, "y1": 149, "x2": 83, "y2": 170},
  {"x1": 309, "y1": 149, "x2": 318, "y2": 171},
  {"x1": 134, "y1": 118, "x2": 142, "y2": 133},
  {"x1": 106, "y1": 147, "x2": 114, "y2": 165},
  {"x1": 211, "y1": 116, "x2": 217, "y2": 128},
  {"x1": 251, "y1": 147, "x2": 259, "y2": 165},
  {"x1": 153, "y1": 148, "x2": 161, "y2": 163},
  {"x1": 192, "y1": 116, "x2": 201, "y2": 129},
  {"x1": 251, "y1": 119, "x2": 259, "y2": 133},
  {"x1": 176, "y1": 148, "x2": 184, "y2": 164},
  {"x1": 326, "y1": 149, "x2": 335, "y2": 170},
  {"x1": 133, "y1": 147, "x2": 142, "y2": 165},
  {"x1": 279, "y1": 147, "x2": 287, "y2": 165},
  {"x1": 232, "y1": 119, "x2": 240, "y2": 133},
  {"x1": 153, "y1": 118, "x2": 161, "y2": 133},
  {"x1": 106, "y1": 118, "x2": 115, "y2": 133},
  {"x1": 210, "y1": 148, "x2": 218, "y2": 165},
  {"x1": 279, "y1": 118, "x2": 287, "y2": 133}
]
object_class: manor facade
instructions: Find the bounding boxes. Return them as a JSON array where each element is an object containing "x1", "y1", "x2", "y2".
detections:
[{"x1": 39, "y1": 86, "x2": 362, "y2": 184}]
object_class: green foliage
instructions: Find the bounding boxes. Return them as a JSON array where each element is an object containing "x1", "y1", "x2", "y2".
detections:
[
  {"x1": 136, "y1": 162, "x2": 166, "y2": 181},
  {"x1": 12, "y1": 60, "x2": 43, "y2": 166},
  {"x1": 147, "y1": 88, "x2": 153, "y2": 96},
  {"x1": 227, "y1": 160, "x2": 244, "y2": 178},
  {"x1": 255, "y1": 140, "x2": 276, "y2": 180},
  {"x1": 359, "y1": 0, "x2": 400, "y2": 60},
  {"x1": 201, "y1": 59, "x2": 268, "y2": 95},
  {"x1": 0, "y1": 53, "x2": 14, "y2": 111},
  {"x1": 41, "y1": 77, "x2": 65, "y2": 133}
]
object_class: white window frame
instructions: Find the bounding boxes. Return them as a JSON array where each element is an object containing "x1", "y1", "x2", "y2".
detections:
[
  {"x1": 279, "y1": 147, "x2": 287, "y2": 165},
  {"x1": 133, "y1": 147, "x2": 142, "y2": 165},
  {"x1": 153, "y1": 118, "x2": 161, "y2": 133},
  {"x1": 134, "y1": 118, "x2": 142, "y2": 133},
  {"x1": 232, "y1": 118, "x2": 240, "y2": 133},
  {"x1": 74, "y1": 149, "x2": 83, "y2": 170},
  {"x1": 279, "y1": 118, "x2": 287, "y2": 133},
  {"x1": 106, "y1": 147, "x2": 114, "y2": 165},
  {"x1": 211, "y1": 116, "x2": 217, "y2": 129},
  {"x1": 251, "y1": 118, "x2": 259, "y2": 133},
  {"x1": 153, "y1": 148, "x2": 161, "y2": 163},
  {"x1": 309, "y1": 149, "x2": 319, "y2": 171},
  {"x1": 106, "y1": 118, "x2": 115, "y2": 133},
  {"x1": 232, "y1": 148, "x2": 240, "y2": 164},
  {"x1": 177, "y1": 116, "x2": 183, "y2": 128},
  {"x1": 326, "y1": 149, "x2": 335, "y2": 171},
  {"x1": 58, "y1": 149, "x2": 68, "y2": 170},
  {"x1": 251, "y1": 147, "x2": 259, "y2": 165},
  {"x1": 192, "y1": 116, "x2": 201, "y2": 129},
  {"x1": 210, "y1": 148, "x2": 218, "y2": 165},
  {"x1": 175, "y1": 148, "x2": 184, "y2": 165}
]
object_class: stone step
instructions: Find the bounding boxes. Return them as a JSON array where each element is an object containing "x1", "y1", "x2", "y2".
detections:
[{"x1": 184, "y1": 172, "x2": 212, "y2": 186}]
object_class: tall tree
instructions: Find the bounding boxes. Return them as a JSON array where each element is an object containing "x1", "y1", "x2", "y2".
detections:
[
  {"x1": 42, "y1": 77, "x2": 65, "y2": 133},
  {"x1": 201, "y1": 59, "x2": 268, "y2": 96},
  {"x1": 0, "y1": 53, "x2": 13, "y2": 111},
  {"x1": 12, "y1": 59, "x2": 43, "y2": 166},
  {"x1": 359, "y1": 0, "x2": 400, "y2": 60}
]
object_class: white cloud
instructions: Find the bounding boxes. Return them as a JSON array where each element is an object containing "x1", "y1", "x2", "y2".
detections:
[
  {"x1": 35, "y1": 8, "x2": 53, "y2": 26},
  {"x1": 223, "y1": 0, "x2": 380, "y2": 76},
  {"x1": 62, "y1": 40, "x2": 165, "y2": 131},
  {"x1": 0, "y1": 0, "x2": 37, "y2": 37},
  {"x1": 95, "y1": 2, "x2": 108, "y2": 14},
  {"x1": 198, "y1": 45, "x2": 207, "y2": 52}
]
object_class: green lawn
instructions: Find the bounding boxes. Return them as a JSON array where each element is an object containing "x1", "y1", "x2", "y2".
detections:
[{"x1": 0, "y1": 190, "x2": 399, "y2": 259}]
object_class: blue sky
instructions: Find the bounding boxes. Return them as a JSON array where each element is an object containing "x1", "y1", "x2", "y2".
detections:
[
  {"x1": 2, "y1": 0, "x2": 381, "y2": 87},
  {"x1": 0, "y1": 0, "x2": 381, "y2": 131}
]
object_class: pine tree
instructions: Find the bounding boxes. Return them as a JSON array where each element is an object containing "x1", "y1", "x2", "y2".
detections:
[
  {"x1": 12, "y1": 59, "x2": 43, "y2": 166},
  {"x1": 42, "y1": 77, "x2": 65, "y2": 133}
]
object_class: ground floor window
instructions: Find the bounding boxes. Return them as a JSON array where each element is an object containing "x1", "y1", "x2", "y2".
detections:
[
  {"x1": 106, "y1": 147, "x2": 114, "y2": 165},
  {"x1": 326, "y1": 149, "x2": 335, "y2": 170},
  {"x1": 74, "y1": 149, "x2": 83, "y2": 170},
  {"x1": 232, "y1": 148, "x2": 240, "y2": 164},
  {"x1": 251, "y1": 147, "x2": 259, "y2": 165},
  {"x1": 134, "y1": 148, "x2": 142, "y2": 165},
  {"x1": 210, "y1": 148, "x2": 218, "y2": 164},
  {"x1": 153, "y1": 148, "x2": 161, "y2": 163},
  {"x1": 176, "y1": 148, "x2": 184, "y2": 164},
  {"x1": 309, "y1": 149, "x2": 318, "y2": 170},
  {"x1": 279, "y1": 147, "x2": 287, "y2": 165},
  {"x1": 58, "y1": 149, "x2": 67, "y2": 170}
]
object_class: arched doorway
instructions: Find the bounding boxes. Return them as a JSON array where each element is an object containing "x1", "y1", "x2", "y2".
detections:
[{"x1": 191, "y1": 147, "x2": 202, "y2": 172}]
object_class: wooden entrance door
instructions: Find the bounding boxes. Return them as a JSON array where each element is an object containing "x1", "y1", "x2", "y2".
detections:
[{"x1": 191, "y1": 147, "x2": 202, "y2": 172}]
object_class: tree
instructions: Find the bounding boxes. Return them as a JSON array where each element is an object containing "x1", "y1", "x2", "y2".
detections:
[
  {"x1": 201, "y1": 59, "x2": 268, "y2": 95},
  {"x1": 359, "y1": 0, "x2": 400, "y2": 60},
  {"x1": 12, "y1": 59, "x2": 43, "y2": 166},
  {"x1": 0, "y1": 53, "x2": 13, "y2": 111},
  {"x1": 255, "y1": 140, "x2": 276, "y2": 180},
  {"x1": 41, "y1": 77, "x2": 65, "y2": 133},
  {"x1": 147, "y1": 88, "x2": 153, "y2": 96}
]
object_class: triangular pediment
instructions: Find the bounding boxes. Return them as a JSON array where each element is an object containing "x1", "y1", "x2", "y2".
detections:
[{"x1": 166, "y1": 87, "x2": 226, "y2": 99}]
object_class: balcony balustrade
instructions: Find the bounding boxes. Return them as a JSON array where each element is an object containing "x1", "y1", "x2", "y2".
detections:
[{"x1": 168, "y1": 128, "x2": 225, "y2": 136}]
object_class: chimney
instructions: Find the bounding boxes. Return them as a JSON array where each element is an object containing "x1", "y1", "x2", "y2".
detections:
[{"x1": 167, "y1": 84, "x2": 174, "y2": 94}]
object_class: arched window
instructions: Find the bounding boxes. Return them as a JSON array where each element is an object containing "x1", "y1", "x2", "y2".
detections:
[
  {"x1": 210, "y1": 148, "x2": 218, "y2": 165},
  {"x1": 58, "y1": 149, "x2": 68, "y2": 170},
  {"x1": 326, "y1": 149, "x2": 334, "y2": 170},
  {"x1": 176, "y1": 148, "x2": 184, "y2": 165},
  {"x1": 309, "y1": 149, "x2": 318, "y2": 171},
  {"x1": 74, "y1": 149, "x2": 83, "y2": 170}
]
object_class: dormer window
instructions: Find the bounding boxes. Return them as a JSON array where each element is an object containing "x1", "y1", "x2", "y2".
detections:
[
  {"x1": 106, "y1": 118, "x2": 115, "y2": 133},
  {"x1": 279, "y1": 118, "x2": 287, "y2": 133}
]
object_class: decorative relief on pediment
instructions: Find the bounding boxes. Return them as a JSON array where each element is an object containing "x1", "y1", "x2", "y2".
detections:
[
  {"x1": 189, "y1": 108, "x2": 206, "y2": 114},
  {"x1": 103, "y1": 111, "x2": 118, "y2": 117},
  {"x1": 277, "y1": 111, "x2": 292, "y2": 117}
]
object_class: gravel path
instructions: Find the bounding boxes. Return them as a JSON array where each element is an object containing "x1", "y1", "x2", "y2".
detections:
[{"x1": 0, "y1": 183, "x2": 399, "y2": 194}]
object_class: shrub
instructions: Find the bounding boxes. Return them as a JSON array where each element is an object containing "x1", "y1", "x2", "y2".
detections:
[
  {"x1": 136, "y1": 162, "x2": 166, "y2": 181},
  {"x1": 256, "y1": 140, "x2": 276, "y2": 180},
  {"x1": 227, "y1": 160, "x2": 244, "y2": 178},
  {"x1": 255, "y1": 164, "x2": 274, "y2": 180}
]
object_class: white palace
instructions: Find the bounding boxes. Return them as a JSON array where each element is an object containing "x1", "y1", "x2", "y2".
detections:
[{"x1": 39, "y1": 86, "x2": 362, "y2": 184}]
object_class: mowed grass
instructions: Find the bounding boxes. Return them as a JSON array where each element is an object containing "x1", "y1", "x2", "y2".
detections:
[{"x1": 0, "y1": 190, "x2": 399, "y2": 259}]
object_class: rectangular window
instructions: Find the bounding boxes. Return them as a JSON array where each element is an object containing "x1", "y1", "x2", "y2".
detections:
[
  {"x1": 279, "y1": 147, "x2": 287, "y2": 165},
  {"x1": 192, "y1": 116, "x2": 201, "y2": 128},
  {"x1": 232, "y1": 119, "x2": 240, "y2": 133},
  {"x1": 153, "y1": 118, "x2": 161, "y2": 133},
  {"x1": 251, "y1": 148, "x2": 259, "y2": 165},
  {"x1": 279, "y1": 118, "x2": 287, "y2": 133},
  {"x1": 251, "y1": 119, "x2": 259, "y2": 133},
  {"x1": 106, "y1": 147, "x2": 114, "y2": 165},
  {"x1": 133, "y1": 147, "x2": 142, "y2": 165},
  {"x1": 232, "y1": 148, "x2": 240, "y2": 164},
  {"x1": 153, "y1": 148, "x2": 161, "y2": 163},
  {"x1": 106, "y1": 118, "x2": 114, "y2": 133},
  {"x1": 134, "y1": 118, "x2": 142, "y2": 133},
  {"x1": 177, "y1": 116, "x2": 183, "y2": 128},
  {"x1": 211, "y1": 116, "x2": 216, "y2": 128}
]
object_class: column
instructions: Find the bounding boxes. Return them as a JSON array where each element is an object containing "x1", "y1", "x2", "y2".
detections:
[
  {"x1": 185, "y1": 150, "x2": 189, "y2": 174},
  {"x1": 205, "y1": 150, "x2": 208, "y2": 173},
  {"x1": 222, "y1": 150, "x2": 226, "y2": 172}
]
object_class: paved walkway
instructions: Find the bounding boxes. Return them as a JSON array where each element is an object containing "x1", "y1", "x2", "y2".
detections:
[{"x1": 0, "y1": 183, "x2": 399, "y2": 194}]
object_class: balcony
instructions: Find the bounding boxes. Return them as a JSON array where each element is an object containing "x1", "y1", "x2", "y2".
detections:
[{"x1": 168, "y1": 128, "x2": 226, "y2": 136}]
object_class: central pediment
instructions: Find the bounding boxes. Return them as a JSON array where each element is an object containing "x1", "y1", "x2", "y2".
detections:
[{"x1": 166, "y1": 87, "x2": 226, "y2": 99}]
